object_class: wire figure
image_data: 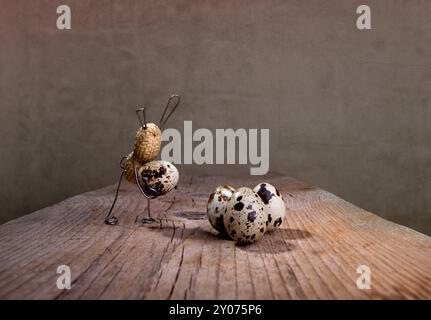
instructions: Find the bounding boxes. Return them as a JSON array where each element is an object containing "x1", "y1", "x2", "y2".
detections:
[{"x1": 104, "y1": 94, "x2": 181, "y2": 226}]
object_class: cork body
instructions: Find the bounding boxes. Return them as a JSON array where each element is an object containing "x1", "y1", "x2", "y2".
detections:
[
  {"x1": 133, "y1": 123, "x2": 162, "y2": 163},
  {"x1": 124, "y1": 152, "x2": 143, "y2": 184}
]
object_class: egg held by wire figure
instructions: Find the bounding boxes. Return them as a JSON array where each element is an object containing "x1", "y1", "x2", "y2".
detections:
[{"x1": 104, "y1": 94, "x2": 181, "y2": 226}]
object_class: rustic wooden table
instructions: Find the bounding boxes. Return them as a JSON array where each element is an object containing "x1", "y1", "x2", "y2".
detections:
[{"x1": 0, "y1": 174, "x2": 430, "y2": 299}]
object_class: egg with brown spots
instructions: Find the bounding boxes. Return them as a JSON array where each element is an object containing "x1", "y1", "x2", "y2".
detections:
[
  {"x1": 137, "y1": 160, "x2": 178, "y2": 197},
  {"x1": 224, "y1": 187, "x2": 267, "y2": 244},
  {"x1": 253, "y1": 182, "x2": 286, "y2": 231},
  {"x1": 207, "y1": 185, "x2": 236, "y2": 234}
]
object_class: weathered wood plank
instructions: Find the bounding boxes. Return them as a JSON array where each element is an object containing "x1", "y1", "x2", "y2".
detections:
[{"x1": 0, "y1": 173, "x2": 430, "y2": 299}]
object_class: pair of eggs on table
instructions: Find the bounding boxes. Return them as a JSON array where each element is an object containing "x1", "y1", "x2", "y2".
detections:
[
  {"x1": 123, "y1": 123, "x2": 179, "y2": 196},
  {"x1": 207, "y1": 183, "x2": 286, "y2": 244}
]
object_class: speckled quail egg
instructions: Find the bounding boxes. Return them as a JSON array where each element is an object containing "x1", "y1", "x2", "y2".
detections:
[
  {"x1": 137, "y1": 160, "x2": 179, "y2": 197},
  {"x1": 224, "y1": 187, "x2": 267, "y2": 244},
  {"x1": 253, "y1": 182, "x2": 286, "y2": 231},
  {"x1": 134, "y1": 123, "x2": 162, "y2": 163},
  {"x1": 207, "y1": 185, "x2": 236, "y2": 234}
]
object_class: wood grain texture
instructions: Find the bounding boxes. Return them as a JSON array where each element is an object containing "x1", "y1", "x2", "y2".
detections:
[{"x1": 0, "y1": 173, "x2": 430, "y2": 299}]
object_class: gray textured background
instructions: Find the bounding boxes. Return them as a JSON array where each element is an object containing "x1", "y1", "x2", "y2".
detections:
[{"x1": 1, "y1": 0, "x2": 430, "y2": 235}]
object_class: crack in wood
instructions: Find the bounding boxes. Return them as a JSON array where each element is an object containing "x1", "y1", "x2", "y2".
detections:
[{"x1": 168, "y1": 246, "x2": 185, "y2": 300}]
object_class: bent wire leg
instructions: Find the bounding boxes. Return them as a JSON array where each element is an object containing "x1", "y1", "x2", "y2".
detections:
[
  {"x1": 104, "y1": 156, "x2": 127, "y2": 225},
  {"x1": 133, "y1": 154, "x2": 158, "y2": 224},
  {"x1": 143, "y1": 198, "x2": 154, "y2": 224}
]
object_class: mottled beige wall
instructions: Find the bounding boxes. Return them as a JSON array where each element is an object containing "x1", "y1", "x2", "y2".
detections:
[{"x1": 0, "y1": 0, "x2": 430, "y2": 234}]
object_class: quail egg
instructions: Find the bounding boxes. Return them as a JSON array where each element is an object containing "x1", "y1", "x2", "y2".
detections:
[
  {"x1": 207, "y1": 185, "x2": 236, "y2": 234},
  {"x1": 138, "y1": 160, "x2": 178, "y2": 197},
  {"x1": 134, "y1": 123, "x2": 162, "y2": 163},
  {"x1": 253, "y1": 182, "x2": 286, "y2": 231},
  {"x1": 224, "y1": 187, "x2": 267, "y2": 243}
]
